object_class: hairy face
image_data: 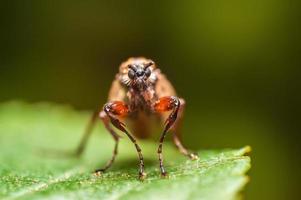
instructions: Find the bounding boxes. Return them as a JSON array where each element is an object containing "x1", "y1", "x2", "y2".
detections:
[{"x1": 119, "y1": 57, "x2": 157, "y2": 90}]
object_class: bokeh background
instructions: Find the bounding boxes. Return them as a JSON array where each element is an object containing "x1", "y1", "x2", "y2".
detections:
[{"x1": 1, "y1": 1, "x2": 300, "y2": 199}]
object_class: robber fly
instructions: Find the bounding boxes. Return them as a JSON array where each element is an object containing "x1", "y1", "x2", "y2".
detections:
[{"x1": 74, "y1": 57, "x2": 198, "y2": 179}]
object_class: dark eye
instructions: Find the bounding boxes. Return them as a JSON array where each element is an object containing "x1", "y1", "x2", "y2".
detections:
[
  {"x1": 145, "y1": 68, "x2": 151, "y2": 77},
  {"x1": 128, "y1": 69, "x2": 135, "y2": 79}
]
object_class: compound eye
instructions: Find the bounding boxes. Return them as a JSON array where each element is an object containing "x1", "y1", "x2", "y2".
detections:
[
  {"x1": 145, "y1": 67, "x2": 151, "y2": 77},
  {"x1": 128, "y1": 69, "x2": 135, "y2": 79}
]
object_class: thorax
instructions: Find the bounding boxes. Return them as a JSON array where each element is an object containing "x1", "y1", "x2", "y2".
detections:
[{"x1": 127, "y1": 86, "x2": 157, "y2": 114}]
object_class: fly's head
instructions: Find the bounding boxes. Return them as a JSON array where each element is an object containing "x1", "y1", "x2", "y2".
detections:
[
  {"x1": 127, "y1": 61, "x2": 154, "y2": 91},
  {"x1": 119, "y1": 57, "x2": 157, "y2": 91}
]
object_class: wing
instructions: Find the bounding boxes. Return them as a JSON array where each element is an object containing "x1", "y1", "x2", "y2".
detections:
[
  {"x1": 153, "y1": 70, "x2": 179, "y2": 126},
  {"x1": 154, "y1": 70, "x2": 177, "y2": 98},
  {"x1": 107, "y1": 79, "x2": 127, "y2": 102}
]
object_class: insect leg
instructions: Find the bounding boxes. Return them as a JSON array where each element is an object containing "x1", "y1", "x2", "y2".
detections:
[
  {"x1": 154, "y1": 96, "x2": 180, "y2": 176},
  {"x1": 94, "y1": 111, "x2": 120, "y2": 174},
  {"x1": 171, "y1": 98, "x2": 198, "y2": 160},
  {"x1": 74, "y1": 111, "x2": 99, "y2": 157},
  {"x1": 103, "y1": 101, "x2": 146, "y2": 179}
]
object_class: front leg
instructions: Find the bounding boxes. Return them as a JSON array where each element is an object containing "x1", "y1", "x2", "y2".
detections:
[
  {"x1": 103, "y1": 101, "x2": 146, "y2": 179},
  {"x1": 171, "y1": 98, "x2": 198, "y2": 160},
  {"x1": 154, "y1": 96, "x2": 180, "y2": 177}
]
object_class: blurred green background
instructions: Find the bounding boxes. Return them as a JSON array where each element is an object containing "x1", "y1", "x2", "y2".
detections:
[{"x1": 1, "y1": 1, "x2": 300, "y2": 199}]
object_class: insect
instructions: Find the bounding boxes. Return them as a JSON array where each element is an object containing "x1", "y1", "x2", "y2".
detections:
[{"x1": 74, "y1": 57, "x2": 198, "y2": 179}]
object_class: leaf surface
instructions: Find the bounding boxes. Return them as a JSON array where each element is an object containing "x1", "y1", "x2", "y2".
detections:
[{"x1": 0, "y1": 102, "x2": 251, "y2": 200}]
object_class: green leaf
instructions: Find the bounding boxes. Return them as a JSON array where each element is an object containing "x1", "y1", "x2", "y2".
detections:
[{"x1": 0, "y1": 102, "x2": 251, "y2": 200}]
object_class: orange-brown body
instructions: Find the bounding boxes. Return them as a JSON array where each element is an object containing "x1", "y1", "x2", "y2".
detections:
[
  {"x1": 108, "y1": 57, "x2": 176, "y2": 139},
  {"x1": 75, "y1": 57, "x2": 197, "y2": 179}
]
